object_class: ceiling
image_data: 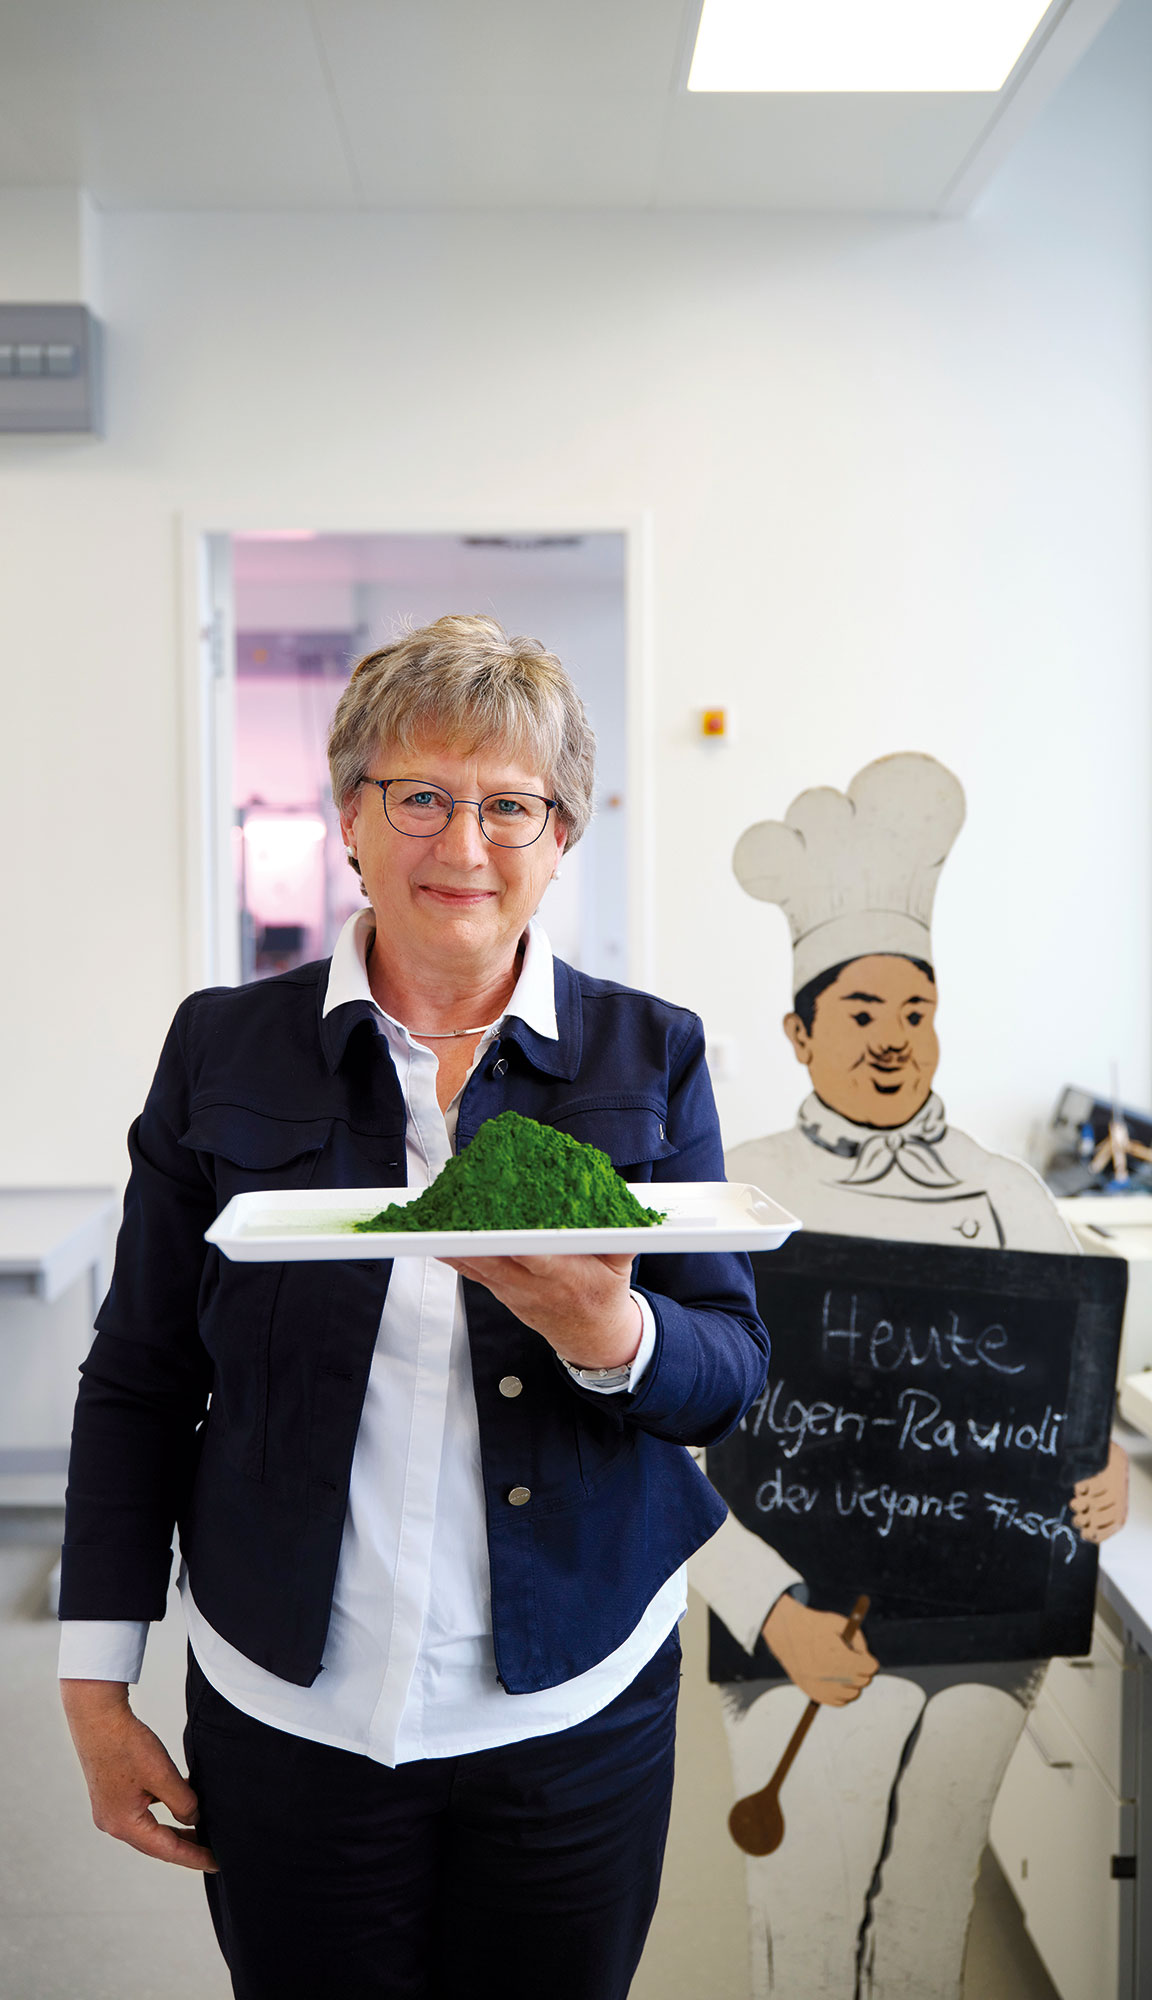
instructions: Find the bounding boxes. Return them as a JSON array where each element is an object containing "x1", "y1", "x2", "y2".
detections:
[{"x1": 0, "y1": 0, "x2": 1123, "y2": 215}]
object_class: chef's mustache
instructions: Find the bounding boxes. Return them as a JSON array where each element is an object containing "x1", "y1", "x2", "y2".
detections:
[{"x1": 848, "y1": 1043, "x2": 913, "y2": 1069}]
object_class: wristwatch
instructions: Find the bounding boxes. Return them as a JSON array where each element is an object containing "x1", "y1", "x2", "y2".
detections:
[{"x1": 565, "y1": 1360, "x2": 634, "y2": 1388}]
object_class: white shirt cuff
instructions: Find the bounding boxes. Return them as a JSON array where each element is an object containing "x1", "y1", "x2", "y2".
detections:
[
  {"x1": 561, "y1": 1291, "x2": 657, "y2": 1395},
  {"x1": 58, "y1": 1620, "x2": 149, "y2": 1685}
]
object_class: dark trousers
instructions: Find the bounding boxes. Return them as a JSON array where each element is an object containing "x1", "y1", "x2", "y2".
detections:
[{"x1": 184, "y1": 1627, "x2": 681, "y2": 2000}]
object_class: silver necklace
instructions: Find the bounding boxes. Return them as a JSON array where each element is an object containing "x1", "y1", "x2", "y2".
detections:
[{"x1": 407, "y1": 1024, "x2": 493, "y2": 1039}]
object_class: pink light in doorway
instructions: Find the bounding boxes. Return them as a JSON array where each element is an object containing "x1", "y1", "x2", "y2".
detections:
[{"x1": 242, "y1": 814, "x2": 327, "y2": 851}]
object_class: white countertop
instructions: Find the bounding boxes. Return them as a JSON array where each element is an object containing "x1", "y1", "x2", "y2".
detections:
[
  {"x1": 1099, "y1": 1419, "x2": 1152, "y2": 1659},
  {"x1": 0, "y1": 1187, "x2": 116, "y2": 1302}
]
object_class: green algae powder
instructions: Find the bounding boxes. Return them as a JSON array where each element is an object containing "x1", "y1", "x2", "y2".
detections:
[{"x1": 354, "y1": 1109, "x2": 666, "y2": 1234}]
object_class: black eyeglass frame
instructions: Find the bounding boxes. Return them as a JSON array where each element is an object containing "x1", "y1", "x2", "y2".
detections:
[{"x1": 358, "y1": 777, "x2": 561, "y2": 849}]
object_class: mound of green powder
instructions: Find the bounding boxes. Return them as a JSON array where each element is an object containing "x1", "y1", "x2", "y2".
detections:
[{"x1": 354, "y1": 1109, "x2": 666, "y2": 1234}]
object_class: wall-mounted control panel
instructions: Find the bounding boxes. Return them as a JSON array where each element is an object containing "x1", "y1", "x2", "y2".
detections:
[{"x1": 0, "y1": 304, "x2": 102, "y2": 433}]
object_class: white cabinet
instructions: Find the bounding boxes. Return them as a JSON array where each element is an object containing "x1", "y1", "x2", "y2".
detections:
[
  {"x1": 990, "y1": 1603, "x2": 1135, "y2": 2000},
  {"x1": 1044, "y1": 1620, "x2": 1128, "y2": 1796},
  {"x1": 0, "y1": 1187, "x2": 115, "y2": 1503}
]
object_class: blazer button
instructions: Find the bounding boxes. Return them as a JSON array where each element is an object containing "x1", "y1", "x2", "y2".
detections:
[
  {"x1": 499, "y1": 1375, "x2": 523, "y2": 1398},
  {"x1": 507, "y1": 1485, "x2": 532, "y2": 1506}
]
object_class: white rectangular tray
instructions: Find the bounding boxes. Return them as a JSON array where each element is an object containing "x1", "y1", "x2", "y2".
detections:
[{"x1": 204, "y1": 1182, "x2": 799, "y2": 1263}]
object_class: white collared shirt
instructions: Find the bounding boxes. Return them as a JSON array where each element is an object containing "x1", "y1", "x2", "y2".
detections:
[{"x1": 60, "y1": 911, "x2": 685, "y2": 1765}]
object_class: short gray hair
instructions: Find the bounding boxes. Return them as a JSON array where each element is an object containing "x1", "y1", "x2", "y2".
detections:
[{"x1": 327, "y1": 615, "x2": 596, "y2": 854}]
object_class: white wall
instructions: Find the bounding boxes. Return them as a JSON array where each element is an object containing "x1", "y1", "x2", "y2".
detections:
[
  {"x1": 0, "y1": 0, "x2": 1149, "y2": 1189},
  {"x1": 0, "y1": 187, "x2": 102, "y2": 302}
]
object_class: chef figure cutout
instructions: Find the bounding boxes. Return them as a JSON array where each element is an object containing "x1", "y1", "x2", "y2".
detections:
[{"x1": 690, "y1": 753, "x2": 1127, "y2": 2000}]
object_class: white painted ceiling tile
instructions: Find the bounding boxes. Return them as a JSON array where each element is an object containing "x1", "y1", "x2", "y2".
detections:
[
  {"x1": 0, "y1": 0, "x2": 357, "y2": 205},
  {"x1": 1, "y1": 0, "x2": 317, "y2": 89},
  {"x1": 655, "y1": 93, "x2": 995, "y2": 211},
  {"x1": 341, "y1": 89, "x2": 668, "y2": 207},
  {"x1": 310, "y1": 0, "x2": 688, "y2": 99},
  {"x1": 0, "y1": 83, "x2": 356, "y2": 207}
]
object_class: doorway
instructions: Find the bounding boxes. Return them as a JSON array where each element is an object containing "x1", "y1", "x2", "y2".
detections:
[{"x1": 197, "y1": 530, "x2": 629, "y2": 987}]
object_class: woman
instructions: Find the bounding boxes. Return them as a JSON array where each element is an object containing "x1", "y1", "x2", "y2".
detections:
[{"x1": 59, "y1": 615, "x2": 769, "y2": 2000}]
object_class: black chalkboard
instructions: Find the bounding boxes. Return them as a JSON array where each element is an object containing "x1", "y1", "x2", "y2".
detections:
[{"x1": 707, "y1": 1234, "x2": 1126, "y2": 1680}]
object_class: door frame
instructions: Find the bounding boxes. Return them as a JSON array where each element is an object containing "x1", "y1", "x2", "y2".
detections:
[{"x1": 179, "y1": 512, "x2": 655, "y2": 993}]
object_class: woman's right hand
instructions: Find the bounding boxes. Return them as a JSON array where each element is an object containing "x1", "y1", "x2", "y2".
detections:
[
  {"x1": 59, "y1": 1679, "x2": 218, "y2": 1871},
  {"x1": 762, "y1": 1593, "x2": 878, "y2": 1706}
]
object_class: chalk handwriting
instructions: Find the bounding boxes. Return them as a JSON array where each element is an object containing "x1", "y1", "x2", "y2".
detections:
[
  {"x1": 710, "y1": 1252, "x2": 1111, "y2": 1673},
  {"x1": 835, "y1": 1480, "x2": 968, "y2": 1539},
  {"x1": 750, "y1": 1478, "x2": 1083, "y2": 1564},
  {"x1": 746, "y1": 1379, "x2": 867, "y2": 1458},
  {"x1": 896, "y1": 1388, "x2": 959, "y2": 1457},
  {"x1": 744, "y1": 1378, "x2": 1066, "y2": 1466},
  {"x1": 983, "y1": 1492, "x2": 1079, "y2": 1565},
  {"x1": 967, "y1": 1407, "x2": 1063, "y2": 1456},
  {"x1": 755, "y1": 1470, "x2": 820, "y2": 1516},
  {"x1": 821, "y1": 1292, "x2": 1026, "y2": 1377}
]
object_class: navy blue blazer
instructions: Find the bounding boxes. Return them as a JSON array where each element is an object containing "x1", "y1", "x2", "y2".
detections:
[{"x1": 60, "y1": 955, "x2": 769, "y2": 1693}]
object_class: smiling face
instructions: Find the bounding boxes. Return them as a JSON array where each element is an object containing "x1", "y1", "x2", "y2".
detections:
[
  {"x1": 339, "y1": 736, "x2": 566, "y2": 987},
  {"x1": 783, "y1": 954, "x2": 940, "y2": 1129}
]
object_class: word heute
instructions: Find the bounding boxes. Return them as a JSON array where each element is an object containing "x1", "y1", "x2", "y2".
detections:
[{"x1": 819, "y1": 1292, "x2": 1027, "y2": 1376}]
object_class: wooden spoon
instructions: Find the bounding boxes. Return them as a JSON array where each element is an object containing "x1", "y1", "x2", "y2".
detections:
[{"x1": 727, "y1": 1594, "x2": 871, "y2": 1857}]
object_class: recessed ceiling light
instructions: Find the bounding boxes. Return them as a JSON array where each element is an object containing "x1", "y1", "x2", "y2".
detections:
[{"x1": 688, "y1": 0, "x2": 1054, "y2": 93}]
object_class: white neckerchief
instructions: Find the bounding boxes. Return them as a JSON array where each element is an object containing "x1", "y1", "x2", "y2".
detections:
[{"x1": 797, "y1": 1090, "x2": 962, "y2": 1191}]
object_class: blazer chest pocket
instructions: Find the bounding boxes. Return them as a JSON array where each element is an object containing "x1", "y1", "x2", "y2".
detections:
[
  {"x1": 183, "y1": 1105, "x2": 334, "y2": 1483},
  {"x1": 180, "y1": 1103, "x2": 333, "y2": 1204},
  {"x1": 546, "y1": 1102, "x2": 676, "y2": 1182}
]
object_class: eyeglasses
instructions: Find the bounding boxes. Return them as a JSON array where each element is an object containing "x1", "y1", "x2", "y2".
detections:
[{"x1": 360, "y1": 777, "x2": 560, "y2": 849}]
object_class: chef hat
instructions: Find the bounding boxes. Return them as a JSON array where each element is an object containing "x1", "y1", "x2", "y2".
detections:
[{"x1": 733, "y1": 752, "x2": 966, "y2": 993}]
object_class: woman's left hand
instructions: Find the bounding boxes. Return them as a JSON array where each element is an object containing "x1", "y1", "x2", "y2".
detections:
[{"x1": 440, "y1": 1251, "x2": 642, "y2": 1371}]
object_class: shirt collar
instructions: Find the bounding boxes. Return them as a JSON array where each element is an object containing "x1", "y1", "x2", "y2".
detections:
[{"x1": 321, "y1": 906, "x2": 559, "y2": 1042}]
